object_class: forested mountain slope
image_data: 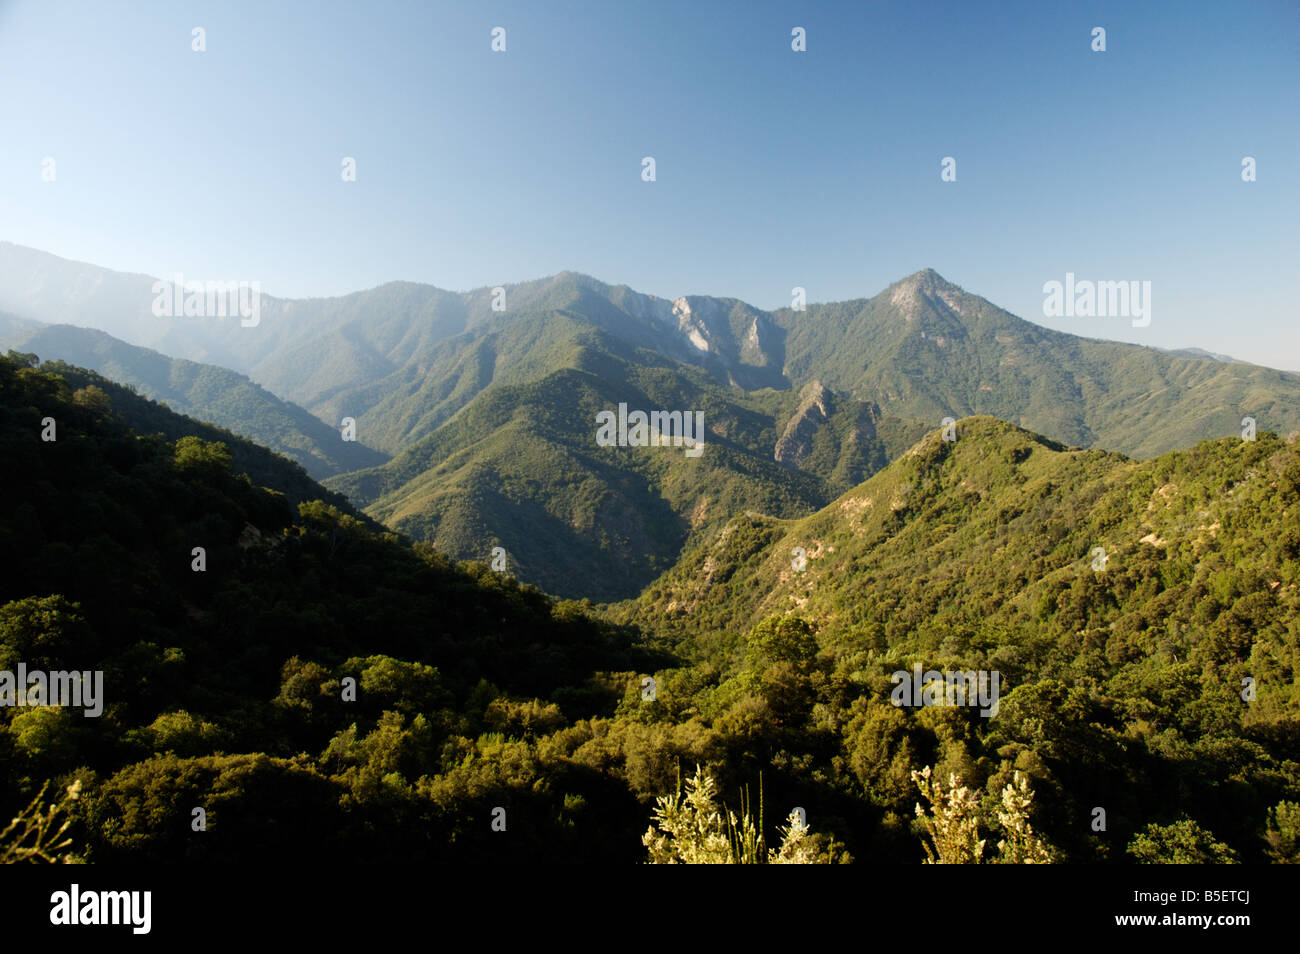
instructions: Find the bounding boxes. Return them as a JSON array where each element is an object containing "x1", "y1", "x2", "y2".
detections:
[
  {"x1": 0, "y1": 353, "x2": 659, "y2": 862},
  {"x1": 602, "y1": 417, "x2": 1300, "y2": 862},
  {"x1": 325, "y1": 349, "x2": 925, "y2": 600},
  {"x1": 1, "y1": 325, "x2": 387, "y2": 478}
]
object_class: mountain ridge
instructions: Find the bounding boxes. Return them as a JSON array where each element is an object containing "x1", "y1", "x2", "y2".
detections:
[
  {"x1": 613, "y1": 412, "x2": 1300, "y2": 668},
  {"x1": 1, "y1": 322, "x2": 388, "y2": 479},
  {"x1": 7, "y1": 243, "x2": 1300, "y2": 602}
]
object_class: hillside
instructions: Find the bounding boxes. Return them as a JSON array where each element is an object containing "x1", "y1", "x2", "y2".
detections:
[
  {"x1": 1, "y1": 325, "x2": 388, "y2": 479},
  {"x1": 772, "y1": 270, "x2": 1300, "y2": 457},
  {"x1": 599, "y1": 416, "x2": 1300, "y2": 861},
  {"x1": 0, "y1": 352, "x2": 660, "y2": 863},
  {"x1": 4, "y1": 352, "x2": 361, "y2": 513},
  {"x1": 326, "y1": 351, "x2": 924, "y2": 600},
  {"x1": 619, "y1": 416, "x2": 1300, "y2": 664}
]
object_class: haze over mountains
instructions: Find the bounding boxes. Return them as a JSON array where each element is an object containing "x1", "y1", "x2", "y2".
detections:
[
  {"x1": 4, "y1": 241, "x2": 1300, "y2": 599},
  {"x1": 1, "y1": 322, "x2": 388, "y2": 479}
]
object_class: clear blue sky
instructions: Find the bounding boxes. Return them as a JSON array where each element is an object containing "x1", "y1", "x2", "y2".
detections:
[{"x1": 1, "y1": 0, "x2": 1297, "y2": 368}]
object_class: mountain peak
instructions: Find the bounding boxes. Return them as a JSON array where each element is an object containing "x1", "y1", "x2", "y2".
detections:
[
  {"x1": 891, "y1": 267, "x2": 955, "y2": 295},
  {"x1": 880, "y1": 268, "x2": 968, "y2": 326}
]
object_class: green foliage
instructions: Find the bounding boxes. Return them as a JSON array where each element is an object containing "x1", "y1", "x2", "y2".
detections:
[
  {"x1": 4, "y1": 327, "x2": 389, "y2": 479},
  {"x1": 0, "y1": 354, "x2": 654, "y2": 862},
  {"x1": 35, "y1": 359, "x2": 371, "y2": 510},
  {"x1": 622, "y1": 416, "x2": 1300, "y2": 862},
  {"x1": 70, "y1": 385, "x2": 111, "y2": 416},
  {"x1": 10, "y1": 708, "x2": 78, "y2": 762},
  {"x1": 1264, "y1": 801, "x2": 1300, "y2": 863},
  {"x1": 139, "y1": 711, "x2": 231, "y2": 757},
  {"x1": 0, "y1": 595, "x2": 91, "y2": 672},
  {"x1": 1127, "y1": 819, "x2": 1239, "y2": 864},
  {"x1": 173, "y1": 436, "x2": 234, "y2": 478},
  {"x1": 79, "y1": 753, "x2": 343, "y2": 863},
  {"x1": 745, "y1": 615, "x2": 819, "y2": 672}
]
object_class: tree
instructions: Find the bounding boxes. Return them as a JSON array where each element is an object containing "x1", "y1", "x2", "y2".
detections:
[
  {"x1": 172, "y1": 436, "x2": 233, "y2": 478},
  {"x1": 1127, "y1": 819, "x2": 1239, "y2": 864},
  {"x1": 0, "y1": 595, "x2": 92, "y2": 672},
  {"x1": 744, "y1": 616, "x2": 819, "y2": 672},
  {"x1": 1263, "y1": 801, "x2": 1300, "y2": 863},
  {"x1": 71, "y1": 385, "x2": 112, "y2": 417},
  {"x1": 5, "y1": 350, "x2": 39, "y2": 368}
]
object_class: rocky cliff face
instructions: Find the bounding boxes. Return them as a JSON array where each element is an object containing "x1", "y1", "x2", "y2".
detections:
[
  {"x1": 774, "y1": 380, "x2": 834, "y2": 466},
  {"x1": 665, "y1": 295, "x2": 787, "y2": 389}
]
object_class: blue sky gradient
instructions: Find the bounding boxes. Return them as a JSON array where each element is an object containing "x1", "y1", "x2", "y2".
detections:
[{"x1": 1, "y1": 0, "x2": 1297, "y2": 367}]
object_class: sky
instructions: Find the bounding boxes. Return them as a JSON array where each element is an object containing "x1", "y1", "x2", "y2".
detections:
[{"x1": 1, "y1": 0, "x2": 1297, "y2": 368}]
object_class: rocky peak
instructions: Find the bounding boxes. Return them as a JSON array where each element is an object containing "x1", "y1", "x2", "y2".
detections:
[{"x1": 886, "y1": 268, "x2": 973, "y2": 327}]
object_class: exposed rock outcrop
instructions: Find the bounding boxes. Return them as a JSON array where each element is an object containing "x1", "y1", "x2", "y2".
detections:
[{"x1": 775, "y1": 380, "x2": 834, "y2": 466}]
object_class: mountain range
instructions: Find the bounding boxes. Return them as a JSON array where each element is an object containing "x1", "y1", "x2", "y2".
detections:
[{"x1": 4, "y1": 241, "x2": 1300, "y2": 599}]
